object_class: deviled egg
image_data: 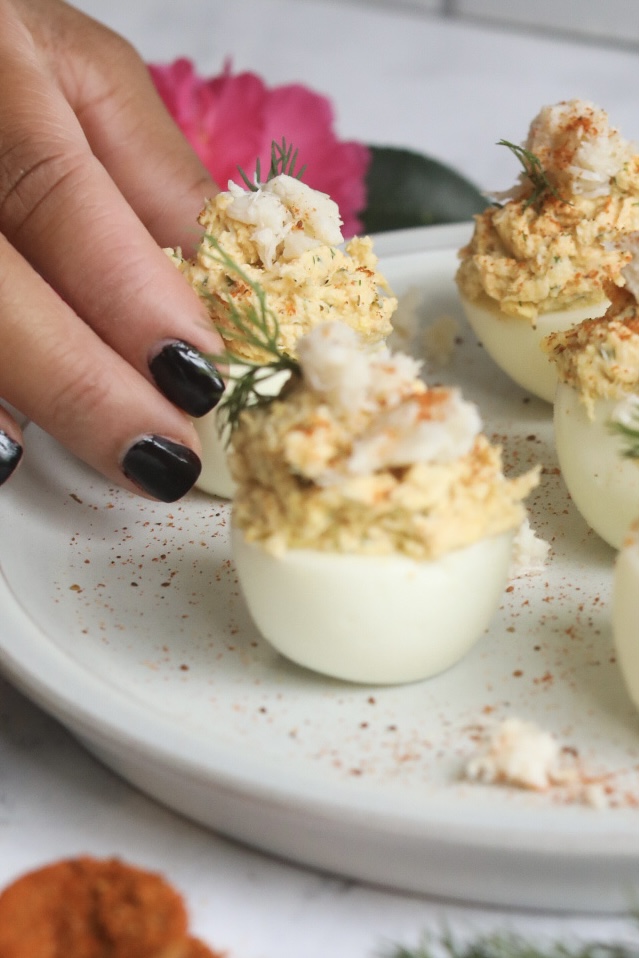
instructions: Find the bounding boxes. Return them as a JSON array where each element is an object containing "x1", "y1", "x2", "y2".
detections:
[
  {"x1": 229, "y1": 321, "x2": 539, "y2": 685},
  {"x1": 544, "y1": 284, "x2": 639, "y2": 549},
  {"x1": 170, "y1": 150, "x2": 395, "y2": 497},
  {"x1": 456, "y1": 99, "x2": 639, "y2": 402}
]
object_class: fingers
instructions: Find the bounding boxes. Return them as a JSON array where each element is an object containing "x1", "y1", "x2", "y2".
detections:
[
  {"x1": 0, "y1": 1, "x2": 226, "y2": 418},
  {"x1": 0, "y1": 232, "x2": 203, "y2": 502},
  {"x1": 14, "y1": 0, "x2": 218, "y2": 253},
  {"x1": 74, "y1": 49, "x2": 217, "y2": 255},
  {"x1": 0, "y1": 0, "x2": 228, "y2": 500},
  {"x1": 52, "y1": 5, "x2": 218, "y2": 253},
  {"x1": 18, "y1": 0, "x2": 218, "y2": 254},
  {"x1": 0, "y1": 407, "x2": 24, "y2": 488}
]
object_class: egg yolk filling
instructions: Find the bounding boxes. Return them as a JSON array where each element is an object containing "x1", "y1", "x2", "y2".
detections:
[
  {"x1": 168, "y1": 173, "x2": 396, "y2": 362},
  {"x1": 456, "y1": 99, "x2": 639, "y2": 322},
  {"x1": 543, "y1": 284, "x2": 639, "y2": 417},
  {"x1": 230, "y1": 322, "x2": 539, "y2": 560}
]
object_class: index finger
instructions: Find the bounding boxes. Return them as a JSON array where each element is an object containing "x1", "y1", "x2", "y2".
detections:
[
  {"x1": 16, "y1": 0, "x2": 218, "y2": 253},
  {"x1": 0, "y1": 3, "x2": 225, "y2": 408}
]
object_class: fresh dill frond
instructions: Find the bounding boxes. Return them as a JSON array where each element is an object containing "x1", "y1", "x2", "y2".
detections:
[
  {"x1": 380, "y1": 928, "x2": 639, "y2": 958},
  {"x1": 497, "y1": 139, "x2": 568, "y2": 211},
  {"x1": 202, "y1": 237, "x2": 300, "y2": 438},
  {"x1": 609, "y1": 396, "x2": 639, "y2": 459},
  {"x1": 237, "y1": 137, "x2": 307, "y2": 192}
]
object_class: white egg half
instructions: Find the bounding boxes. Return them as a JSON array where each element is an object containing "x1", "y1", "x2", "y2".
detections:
[
  {"x1": 232, "y1": 526, "x2": 514, "y2": 685},
  {"x1": 193, "y1": 407, "x2": 235, "y2": 499},
  {"x1": 553, "y1": 382, "x2": 639, "y2": 549},
  {"x1": 194, "y1": 365, "x2": 290, "y2": 499},
  {"x1": 459, "y1": 294, "x2": 608, "y2": 403},
  {"x1": 613, "y1": 521, "x2": 639, "y2": 710}
]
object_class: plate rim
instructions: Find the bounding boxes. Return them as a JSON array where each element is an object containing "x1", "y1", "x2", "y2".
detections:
[{"x1": 2, "y1": 222, "x2": 639, "y2": 911}]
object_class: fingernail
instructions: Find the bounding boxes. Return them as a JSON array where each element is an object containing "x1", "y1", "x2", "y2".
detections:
[
  {"x1": 122, "y1": 435, "x2": 201, "y2": 502},
  {"x1": 0, "y1": 431, "x2": 23, "y2": 486},
  {"x1": 149, "y1": 341, "x2": 225, "y2": 417}
]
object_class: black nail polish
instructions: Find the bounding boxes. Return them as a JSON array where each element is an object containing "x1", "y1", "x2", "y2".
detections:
[
  {"x1": 122, "y1": 436, "x2": 201, "y2": 502},
  {"x1": 149, "y1": 341, "x2": 225, "y2": 417},
  {"x1": 0, "y1": 431, "x2": 23, "y2": 486}
]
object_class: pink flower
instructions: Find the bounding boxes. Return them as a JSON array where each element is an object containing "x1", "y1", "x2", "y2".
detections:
[{"x1": 149, "y1": 58, "x2": 370, "y2": 237}]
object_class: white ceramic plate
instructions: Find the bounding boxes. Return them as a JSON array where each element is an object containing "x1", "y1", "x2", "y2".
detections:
[{"x1": 2, "y1": 223, "x2": 639, "y2": 913}]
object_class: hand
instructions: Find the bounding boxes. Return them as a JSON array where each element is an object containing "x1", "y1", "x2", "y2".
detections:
[{"x1": 0, "y1": 0, "x2": 226, "y2": 501}]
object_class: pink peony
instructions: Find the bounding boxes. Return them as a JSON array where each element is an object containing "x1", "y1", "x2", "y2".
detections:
[{"x1": 149, "y1": 58, "x2": 370, "y2": 238}]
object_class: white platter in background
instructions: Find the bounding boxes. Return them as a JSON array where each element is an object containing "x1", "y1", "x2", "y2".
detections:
[{"x1": 2, "y1": 223, "x2": 639, "y2": 913}]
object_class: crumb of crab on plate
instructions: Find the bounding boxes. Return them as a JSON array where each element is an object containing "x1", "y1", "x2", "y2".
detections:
[
  {"x1": 456, "y1": 99, "x2": 639, "y2": 403},
  {"x1": 465, "y1": 718, "x2": 574, "y2": 792},
  {"x1": 228, "y1": 321, "x2": 539, "y2": 685},
  {"x1": 544, "y1": 278, "x2": 639, "y2": 551},
  {"x1": 464, "y1": 718, "x2": 607, "y2": 807},
  {"x1": 167, "y1": 144, "x2": 396, "y2": 499}
]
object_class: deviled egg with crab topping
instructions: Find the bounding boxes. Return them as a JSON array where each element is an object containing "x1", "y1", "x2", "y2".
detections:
[
  {"x1": 544, "y1": 283, "x2": 639, "y2": 550},
  {"x1": 456, "y1": 99, "x2": 639, "y2": 402},
  {"x1": 229, "y1": 321, "x2": 539, "y2": 685},
  {"x1": 169, "y1": 147, "x2": 395, "y2": 498}
]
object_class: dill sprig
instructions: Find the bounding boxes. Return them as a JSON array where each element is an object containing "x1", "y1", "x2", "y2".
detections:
[
  {"x1": 381, "y1": 928, "x2": 639, "y2": 958},
  {"x1": 238, "y1": 137, "x2": 307, "y2": 192},
  {"x1": 203, "y1": 237, "x2": 300, "y2": 437},
  {"x1": 497, "y1": 139, "x2": 568, "y2": 211},
  {"x1": 609, "y1": 395, "x2": 639, "y2": 459}
]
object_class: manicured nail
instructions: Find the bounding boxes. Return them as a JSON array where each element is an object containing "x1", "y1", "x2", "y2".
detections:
[
  {"x1": 122, "y1": 435, "x2": 201, "y2": 502},
  {"x1": 149, "y1": 341, "x2": 225, "y2": 417},
  {"x1": 0, "y1": 431, "x2": 23, "y2": 486}
]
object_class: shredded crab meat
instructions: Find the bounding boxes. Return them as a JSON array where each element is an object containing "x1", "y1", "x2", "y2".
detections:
[
  {"x1": 465, "y1": 718, "x2": 576, "y2": 791},
  {"x1": 496, "y1": 99, "x2": 636, "y2": 202},
  {"x1": 509, "y1": 518, "x2": 550, "y2": 578},
  {"x1": 297, "y1": 322, "x2": 421, "y2": 410},
  {"x1": 230, "y1": 322, "x2": 539, "y2": 559},
  {"x1": 294, "y1": 323, "x2": 481, "y2": 483},
  {"x1": 225, "y1": 174, "x2": 343, "y2": 268}
]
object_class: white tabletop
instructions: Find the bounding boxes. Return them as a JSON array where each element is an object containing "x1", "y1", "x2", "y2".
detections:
[{"x1": 2, "y1": 2, "x2": 639, "y2": 955}]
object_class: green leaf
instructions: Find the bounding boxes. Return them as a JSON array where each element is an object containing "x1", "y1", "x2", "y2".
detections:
[{"x1": 361, "y1": 145, "x2": 488, "y2": 234}]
